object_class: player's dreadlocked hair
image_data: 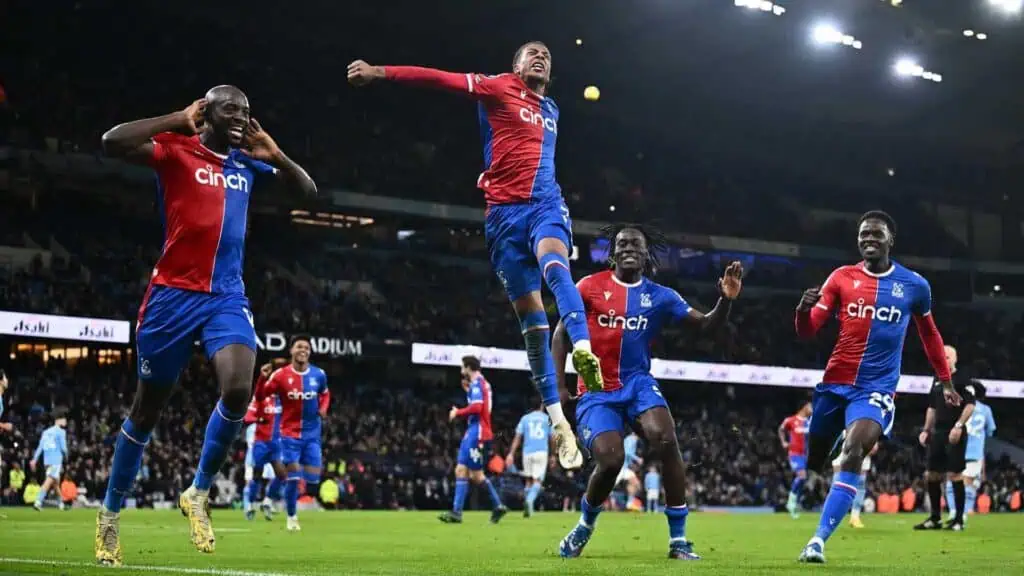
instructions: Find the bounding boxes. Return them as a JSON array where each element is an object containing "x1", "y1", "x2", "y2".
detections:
[
  {"x1": 513, "y1": 41, "x2": 548, "y2": 69},
  {"x1": 600, "y1": 222, "x2": 669, "y2": 276}
]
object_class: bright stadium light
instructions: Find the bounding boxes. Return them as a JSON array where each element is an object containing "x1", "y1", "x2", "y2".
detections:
[
  {"x1": 734, "y1": 0, "x2": 786, "y2": 15},
  {"x1": 989, "y1": 0, "x2": 1023, "y2": 15},
  {"x1": 963, "y1": 29, "x2": 975, "y2": 36},
  {"x1": 812, "y1": 24, "x2": 863, "y2": 49},
  {"x1": 963, "y1": 29, "x2": 989, "y2": 40},
  {"x1": 894, "y1": 58, "x2": 941, "y2": 82}
]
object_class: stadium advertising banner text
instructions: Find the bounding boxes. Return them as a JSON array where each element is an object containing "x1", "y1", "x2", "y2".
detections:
[
  {"x1": 256, "y1": 332, "x2": 362, "y2": 357},
  {"x1": 0, "y1": 310, "x2": 131, "y2": 344},
  {"x1": 411, "y1": 342, "x2": 1024, "y2": 399}
]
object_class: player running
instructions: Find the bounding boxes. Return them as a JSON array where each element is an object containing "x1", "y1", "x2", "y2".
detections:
[
  {"x1": 554, "y1": 224, "x2": 743, "y2": 561},
  {"x1": 794, "y1": 210, "x2": 960, "y2": 564},
  {"x1": 95, "y1": 86, "x2": 316, "y2": 565},
  {"x1": 254, "y1": 336, "x2": 329, "y2": 532},
  {"x1": 347, "y1": 43, "x2": 600, "y2": 470},
  {"x1": 243, "y1": 363, "x2": 286, "y2": 521},
  {"x1": 30, "y1": 410, "x2": 68, "y2": 511},
  {"x1": 779, "y1": 401, "x2": 811, "y2": 518},
  {"x1": 644, "y1": 465, "x2": 662, "y2": 513},
  {"x1": 440, "y1": 357, "x2": 508, "y2": 524},
  {"x1": 947, "y1": 383, "x2": 994, "y2": 525},
  {"x1": 505, "y1": 400, "x2": 553, "y2": 517}
]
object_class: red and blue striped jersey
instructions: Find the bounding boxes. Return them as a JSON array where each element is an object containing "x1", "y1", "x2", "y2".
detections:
[
  {"x1": 382, "y1": 68, "x2": 560, "y2": 206},
  {"x1": 244, "y1": 395, "x2": 281, "y2": 443},
  {"x1": 781, "y1": 415, "x2": 809, "y2": 457},
  {"x1": 796, "y1": 262, "x2": 951, "y2": 392},
  {"x1": 257, "y1": 364, "x2": 329, "y2": 441},
  {"x1": 576, "y1": 270, "x2": 692, "y2": 395},
  {"x1": 455, "y1": 375, "x2": 493, "y2": 442},
  {"x1": 144, "y1": 133, "x2": 277, "y2": 294}
]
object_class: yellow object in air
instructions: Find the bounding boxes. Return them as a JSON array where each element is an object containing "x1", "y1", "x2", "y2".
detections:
[{"x1": 583, "y1": 86, "x2": 600, "y2": 101}]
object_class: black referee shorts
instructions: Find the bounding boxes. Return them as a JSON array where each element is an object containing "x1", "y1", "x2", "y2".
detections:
[{"x1": 926, "y1": 428, "x2": 967, "y2": 473}]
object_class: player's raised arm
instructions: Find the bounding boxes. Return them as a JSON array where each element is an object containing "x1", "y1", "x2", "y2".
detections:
[
  {"x1": 682, "y1": 262, "x2": 743, "y2": 331},
  {"x1": 795, "y1": 271, "x2": 839, "y2": 339},
  {"x1": 347, "y1": 60, "x2": 501, "y2": 100},
  {"x1": 242, "y1": 119, "x2": 317, "y2": 197},
  {"x1": 101, "y1": 99, "x2": 206, "y2": 163},
  {"x1": 253, "y1": 365, "x2": 277, "y2": 402}
]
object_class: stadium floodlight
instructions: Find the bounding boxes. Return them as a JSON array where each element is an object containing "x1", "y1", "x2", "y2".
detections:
[
  {"x1": 963, "y1": 29, "x2": 975, "y2": 36},
  {"x1": 977, "y1": 33, "x2": 988, "y2": 40},
  {"x1": 963, "y1": 30, "x2": 989, "y2": 40},
  {"x1": 894, "y1": 58, "x2": 941, "y2": 82},
  {"x1": 988, "y1": 0, "x2": 1023, "y2": 15},
  {"x1": 812, "y1": 24, "x2": 863, "y2": 50},
  {"x1": 734, "y1": 0, "x2": 786, "y2": 15}
]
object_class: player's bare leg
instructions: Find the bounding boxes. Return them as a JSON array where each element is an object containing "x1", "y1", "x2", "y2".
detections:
[
  {"x1": 181, "y1": 344, "x2": 254, "y2": 553},
  {"x1": 34, "y1": 477, "x2": 56, "y2": 511},
  {"x1": 639, "y1": 407, "x2": 700, "y2": 560},
  {"x1": 560, "y1": 432, "x2": 623, "y2": 558},
  {"x1": 97, "y1": 379, "x2": 175, "y2": 566},
  {"x1": 514, "y1": 291, "x2": 582, "y2": 469},
  {"x1": 800, "y1": 420, "x2": 881, "y2": 564},
  {"x1": 263, "y1": 461, "x2": 287, "y2": 520}
]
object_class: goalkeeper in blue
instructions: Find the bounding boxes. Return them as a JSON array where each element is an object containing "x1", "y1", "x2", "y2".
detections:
[{"x1": 31, "y1": 409, "x2": 69, "y2": 511}]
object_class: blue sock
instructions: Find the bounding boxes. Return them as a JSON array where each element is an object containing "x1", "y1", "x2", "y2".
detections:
[
  {"x1": 520, "y1": 311, "x2": 558, "y2": 406},
  {"x1": 539, "y1": 253, "x2": 589, "y2": 345},
  {"x1": 192, "y1": 401, "x2": 244, "y2": 491},
  {"x1": 814, "y1": 471, "x2": 859, "y2": 543},
  {"x1": 852, "y1": 474, "x2": 867, "y2": 513},
  {"x1": 580, "y1": 495, "x2": 603, "y2": 528},
  {"x1": 453, "y1": 478, "x2": 469, "y2": 514},
  {"x1": 102, "y1": 419, "x2": 151, "y2": 513},
  {"x1": 483, "y1": 478, "x2": 503, "y2": 509},
  {"x1": 267, "y1": 477, "x2": 283, "y2": 501},
  {"x1": 790, "y1": 476, "x2": 806, "y2": 497},
  {"x1": 285, "y1": 478, "x2": 300, "y2": 516},
  {"x1": 245, "y1": 480, "x2": 260, "y2": 508},
  {"x1": 525, "y1": 483, "x2": 542, "y2": 509},
  {"x1": 945, "y1": 480, "x2": 956, "y2": 517},
  {"x1": 965, "y1": 483, "x2": 977, "y2": 516},
  {"x1": 665, "y1": 505, "x2": 689, "y2": 542}
]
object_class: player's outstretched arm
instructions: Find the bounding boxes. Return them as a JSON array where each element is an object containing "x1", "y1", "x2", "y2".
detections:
[
  {"x1": 348, "y1": 60, "x2": 488, "y2": 98},
  {"x1": 101, "y1": 99, "x2": 206, "y2": 163},
  {"x1": 685, "y1": 262, "x2": 742, "y2": 331},
  {"x1": 243, "y1": 119, "x2": 317, "y2": 197},
  {"x1": 505, "y1": 433, "x2": 522, "y2": 468},
  {"x1": 912, "y1": 314, "x2": 960, "y2": 406}
]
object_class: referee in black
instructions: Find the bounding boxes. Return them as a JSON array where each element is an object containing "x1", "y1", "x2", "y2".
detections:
[{"x1": 914, "y1": 345, "x2": 976, "y2": 531}]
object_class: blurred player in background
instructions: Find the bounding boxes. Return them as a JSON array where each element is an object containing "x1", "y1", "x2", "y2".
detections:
[
  {"x1": 95, "y1": 86, "x2": 315, "y2": 565},
  {"x1": 779, "y1": 401, "x2": 812, "y2": 518},
  {"x1": 255, "y1": 336, "x2": 329, "y2": 531},
  {"x1": 30, "y1": 409, "x2": 68, "y2": 511},
  {"x1": 644, "y1": 465, "x2": 662, "y2": 513},
  {"x1": 832, "y1": 432, "x2": 878, "y2": 528},
  {"x1": 915, "y1": 345, "x2": 975, "y2": 532},
  {"x1": 947, "y1": 382, "x2": 994, "y2": 524},
  {"x1": 553, "y1": 224, "x2": 743, "y2": 561},
  {"x1": 441, "y1": 357, "x2": 508, "y2": 524},
  {"x1": 243, "y1": 363, "x2": 286, "y2": 521},
  {"x1": 0, "y1": 370, "x2": 11, "y2": 439},
  {"x1": 616, "y1": 432, "x2": 643, "y2": 509},
  {"x1": 347, "y1": 43, "x2": 602, "y2": 471},
  {"x1": 505, "y1": 400, "x2": 552, "y2": 517},
  {"x1": 795, "y1": 210, "x2": 959, "y2": 563}
]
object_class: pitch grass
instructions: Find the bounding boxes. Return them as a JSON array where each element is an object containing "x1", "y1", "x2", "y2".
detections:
[{"x1": 0, "y1": 508, "x2": 1022, "y2": 575}]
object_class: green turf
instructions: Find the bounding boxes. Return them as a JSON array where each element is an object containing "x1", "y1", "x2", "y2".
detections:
[{"x1": 0, "y1": 508, "x2": 1021, "y2": 575}]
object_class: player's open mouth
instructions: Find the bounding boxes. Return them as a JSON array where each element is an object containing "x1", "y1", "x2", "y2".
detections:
[
  {"x1": 531, "y1": 62, "x2": 546, "y2": 73},
  {"x1": 620, "y1": 254, "x2": 640, "y2": 265},
  {"x1": 228, "y1": 127, "x2": 245, "y2": 139},
  {"x1": 862, "y1": 243, "x2": 880, "y2": 254}
]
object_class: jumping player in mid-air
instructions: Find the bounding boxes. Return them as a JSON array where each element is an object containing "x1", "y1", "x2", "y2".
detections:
[
  {"x1": 553, "y1": 224, "x2": 743, "y2": 561},
  {"x1": 347, "y1": 43, "x2": 601, "y2": 470},
  {"x1": 779, "y1": 401, "x2": 811, "y2": 518},
  {"x1": 243, "y1": 363, "x2": 286, "y2": 521},
  {"x1": 794, "y1": 210, "x2": 960, "y2": 563},
  {"x1": 254, "y1": 336, "x2": 330, "y2": 532},
  {"x1": 95, "y1": 86, "x2": 316, "y2": 565}
]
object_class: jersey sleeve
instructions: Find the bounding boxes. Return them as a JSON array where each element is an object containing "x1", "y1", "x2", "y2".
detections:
[
  {"x1": 148, "y1": 132, "x2": 179, "y2": 168},
  {"x1": 383, "y1": 68, "x2": 508, "y2": 101},
  {"x1": 59, "y1": 430, "x2": 68, "y2": 456},
  {"x1": 912, "y1": 275, "x2": 933, "y2": 316},
  {"x1": 796, "y1": 268, "x2": 841, "y2": 338},
  {"x1": 248, "y1": 157, "x2": 279, "y2": 176},
  {"x1": 468, "y1": 382, "x2": 484, "y2": 404},
  {"x1": 575, "y1": 276, "x2": 594, "y2": 311},
  {"x1": 257, "y1": 369, "x2": 281, "y2": 400},
  {"x1": 781, "y1": 416, "x2": 794, "y2": 434},
  {"x1": 986, "y1": 409, "x2": 997, "y2": 436},
  {"x1": 664, "y1": 286, "x2": 692, "y2": 322},
  {"x1": 317, "y1": 369, "x2": 331, "y2": 414}
]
